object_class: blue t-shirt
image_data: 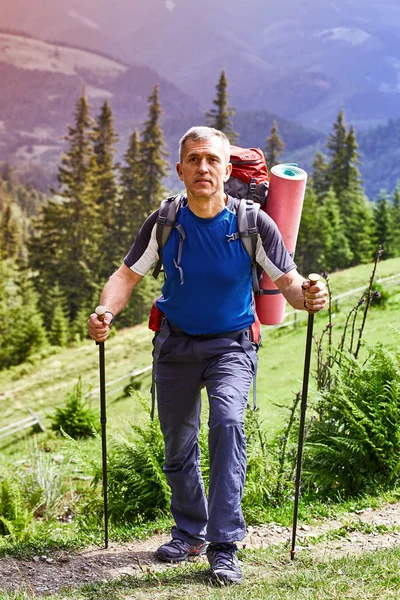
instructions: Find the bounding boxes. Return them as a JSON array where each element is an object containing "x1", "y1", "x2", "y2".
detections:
[
  {"x1": 157, "y1": 201, "x2": 254, "y2": 334},
  {"x1": 124, "y1": 196, "x2": 296, "y2": 335}
]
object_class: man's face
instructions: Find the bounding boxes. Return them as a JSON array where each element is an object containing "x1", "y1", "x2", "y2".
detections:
[{"x1": 176, "y1": 136, "x2": 232, "y2": 200}]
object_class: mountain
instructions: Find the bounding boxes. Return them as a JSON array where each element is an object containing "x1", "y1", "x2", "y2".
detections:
[
  {"x1": 0, "y1": 32, "x2": 200, "y2": 186},
  {"x1": 0, "y1": 33, "x2": 324, "y2": 191},
  {"x1": 1, "y1": 0, "x2": 400, "y2": 131}
]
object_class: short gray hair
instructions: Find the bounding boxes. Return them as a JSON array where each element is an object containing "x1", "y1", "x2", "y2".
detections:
[{"x1": 179, "y1": 126, "x2": 231, "y2": 162}]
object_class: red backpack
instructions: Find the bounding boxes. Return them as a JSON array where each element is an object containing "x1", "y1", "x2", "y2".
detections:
[{"x1": 224, "y1": 146, "x2": 269, "y2": 206}]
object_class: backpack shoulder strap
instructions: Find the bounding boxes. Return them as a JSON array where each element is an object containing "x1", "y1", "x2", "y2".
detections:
[
  {"x1": 152, "y1": 194, "x2": 183, "y2": 279},
  {"x1": 237, "y1": 198, "x2": 260, "y2": 293}
]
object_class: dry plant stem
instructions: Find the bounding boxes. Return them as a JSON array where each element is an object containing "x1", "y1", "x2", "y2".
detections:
[
  {"x1": 326, "y1": 276, "x2": 333, "y2": 353},
  {"x1": 354, "y1": 245, "x2": 382, "y2": 359},
  {"x1": 315, "y1": 275, "x2": 333, "y2": 393},
  {"x1": 275, "y1": 392, "x2": 301, "y2": 497},
  {"x1": 349, "y1": 304, "x2": 361, "y2": 355}
]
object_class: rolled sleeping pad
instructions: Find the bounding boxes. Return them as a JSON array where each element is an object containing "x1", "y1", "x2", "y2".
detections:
[{"x1": 256, "y1": 163, "x2": 307, "y2": 325}]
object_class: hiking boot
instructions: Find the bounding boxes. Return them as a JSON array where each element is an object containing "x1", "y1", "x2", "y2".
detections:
[
  {"x1": 155, "y1": 538, "x2": 208, "y2": 563},
  {"x1": 207, "y1": 542, "x2": 242, "y2": 584}
]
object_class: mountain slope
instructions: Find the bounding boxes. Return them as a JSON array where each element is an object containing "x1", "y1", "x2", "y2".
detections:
[
  {"x1": 0, "y1": 33, "x2": 199, "y2": 180},
  {"x1": 0, "y1": 32, "x2": 325, "y2": 190}
]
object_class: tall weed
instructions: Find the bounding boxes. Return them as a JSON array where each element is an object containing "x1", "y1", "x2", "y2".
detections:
[{"x1": 17, "y1": 441, "x2": 70, "y2": 518}]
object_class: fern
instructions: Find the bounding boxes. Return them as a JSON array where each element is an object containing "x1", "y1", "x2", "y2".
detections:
[
  {"x1": 0, "y1": 477, "x2": 33, "y2": 541},
  {"x1": 304, "y1": 344, "x2": 400, "y2": 497}
]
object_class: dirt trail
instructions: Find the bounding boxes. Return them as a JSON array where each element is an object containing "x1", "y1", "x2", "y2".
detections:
[{"x1": 1, "y1": 502, "x2": 400, "y2": 595}]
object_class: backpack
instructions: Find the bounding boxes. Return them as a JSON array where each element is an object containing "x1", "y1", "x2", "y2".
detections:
[{"x1": 224, "y1": 146, "x2": 269, "y2": 206}]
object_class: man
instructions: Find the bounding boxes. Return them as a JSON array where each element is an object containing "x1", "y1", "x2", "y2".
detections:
[{"x1": 88, "y1": 126, "x2": 327, "y2": 584}]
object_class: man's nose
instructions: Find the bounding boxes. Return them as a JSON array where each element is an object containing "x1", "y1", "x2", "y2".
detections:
[{"x1": 198, "y1": 158, "x2": 209, "y2": 172}]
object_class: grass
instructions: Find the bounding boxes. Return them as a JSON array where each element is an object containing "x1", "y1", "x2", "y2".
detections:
[
  {"x1": 0, "y1": 513, "x2": 174, "y2": 559},
  {"x1": 1, "y1": 544, "x2": 400, "y2": 599}
]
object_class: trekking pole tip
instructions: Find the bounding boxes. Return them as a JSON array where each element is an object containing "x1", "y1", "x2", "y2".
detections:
[{"x1": 95, "y1": 305, "x2": 107, "y2": 322}]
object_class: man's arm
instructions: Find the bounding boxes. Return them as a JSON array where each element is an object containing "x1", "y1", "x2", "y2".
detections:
[
  {"x1": 274, "y1": 268, "x2": 327, "y2": 313},
  {"x1": 87, "y1": 264, "x2": 143, "y2": 342}
]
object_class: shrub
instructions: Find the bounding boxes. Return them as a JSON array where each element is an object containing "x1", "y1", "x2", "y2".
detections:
[
  {"x1": 51, "y1": 378, "x2": 99, "y2": 438},
  {"x1": 97, "y1": 394, "x2": 171, "y2": 524},
  {"x1": 304, "y1": 344, "x2": 400, "y2": 498}
]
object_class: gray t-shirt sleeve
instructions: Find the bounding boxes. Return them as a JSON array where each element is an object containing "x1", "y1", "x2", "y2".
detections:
[
  {"x1": 123, "y1": 210, "x2": 159, "y2": 276},
  {"x1": 255, "y1": 209, "x2": 296, "y2": 281}
]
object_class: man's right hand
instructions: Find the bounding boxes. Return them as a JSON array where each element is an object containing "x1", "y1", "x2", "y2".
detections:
[{"x1": 87, "y1": 311, "x2": 113, "y2": 343}]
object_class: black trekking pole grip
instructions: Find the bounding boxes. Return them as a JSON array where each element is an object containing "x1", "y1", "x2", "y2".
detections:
[
  {"x1": 95, "y1": 305, "x2": 109, "y2": 550},
  {"x1": 290, "y1": 274, "x2": 320, "y2": 561}
]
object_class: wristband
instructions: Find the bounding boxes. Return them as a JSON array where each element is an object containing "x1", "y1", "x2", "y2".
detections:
[{"x1": 104, "y1": 310, "x2": 115, "y2": 324}]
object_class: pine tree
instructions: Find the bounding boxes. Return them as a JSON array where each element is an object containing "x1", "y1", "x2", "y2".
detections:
[
  {"x1": 326, "y1": 111, "x2": 362, "y2": 204},
  {"x1": 311, "y1": 151, "x2": 330, "y2": 201},
  {"x1": 140, "y1": 85, "x2": 170, "y2": 216},
  {"x1": 326, "y1": 109, "x2": 348, "y2": 198},
  {"x1": 0, "y1": 260, "x2": 48, "y2": 369},
  {"x1": 56, "y1": 93, "x2": 94, "y2": 201},
  {"x1": 295, "y1": 183, "x2": 327, "y2": 274},
  {"x1": 343, "y1": 126, "x2": 362, "y2": 192},
  {"x1": 0, "y1": 163, "x2": 17, "y2": 193},
  {"x1": 50, "y1": 303, "x2": 69, "y2": 347},
  {"x1": 40, "y1": 282, "x2": 70, "y2": 344},
  {"x1": 340, "y1": 188, "x2": 373, "y2": 265},
  {"x1": 324, "y1": 110, "x2": 370, "y2": 266},
  {"x1": 29, "y1": 92, "x2": 101, "y2": 320},
  {"x1": 205, "y1": 70, "x2": 238, "y2": 143},
  {"x1": 264, "y1": 120, "x2": 284, "y2": 169},
  {"x1": 373, "y1": 191, "x2": 393, "y2": 258},
  {"x1": 0, "y1": 201, "x2": 23, "y2": 260},
  {"x1": 93, "y1": 100, "x2": 119, "y2": 280},
  {"x1": 318, "y1": 189, "x2": 353, "y2": 271},
  {"x1": 119, "y1": 129, "x2": 144, "y2": 248},
  {"x1": 390, "y1": 183, "x2": 400, "y2": 255},
  {"x1": 93, "y1": 100, "x2": 118, "y2": 213}
]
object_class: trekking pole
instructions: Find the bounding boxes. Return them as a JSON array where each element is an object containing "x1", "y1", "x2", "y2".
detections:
[
  {"x1": 95, "y1": 305, "x2": 109, "y2": 550},
  {"x1": 290, "y1": 274, "x2": 320, "y2": 561}
]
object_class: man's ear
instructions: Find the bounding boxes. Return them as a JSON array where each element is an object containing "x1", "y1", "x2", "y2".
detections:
[
  {"x1": 176, "y1": 162, "x2": 183, "y2": 180},
  {"x1": 224, "y1": 162, "x2": 232, "y2": 182}
]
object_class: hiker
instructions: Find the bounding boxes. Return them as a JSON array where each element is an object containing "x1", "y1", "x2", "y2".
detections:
[{"x1": 87, "y1": 126, "x2": 327, "y2": 584}]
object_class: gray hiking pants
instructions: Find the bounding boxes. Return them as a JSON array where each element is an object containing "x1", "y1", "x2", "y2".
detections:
[{"x1": 153, "y1": 320, "x2": 258, "y2": 545}]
